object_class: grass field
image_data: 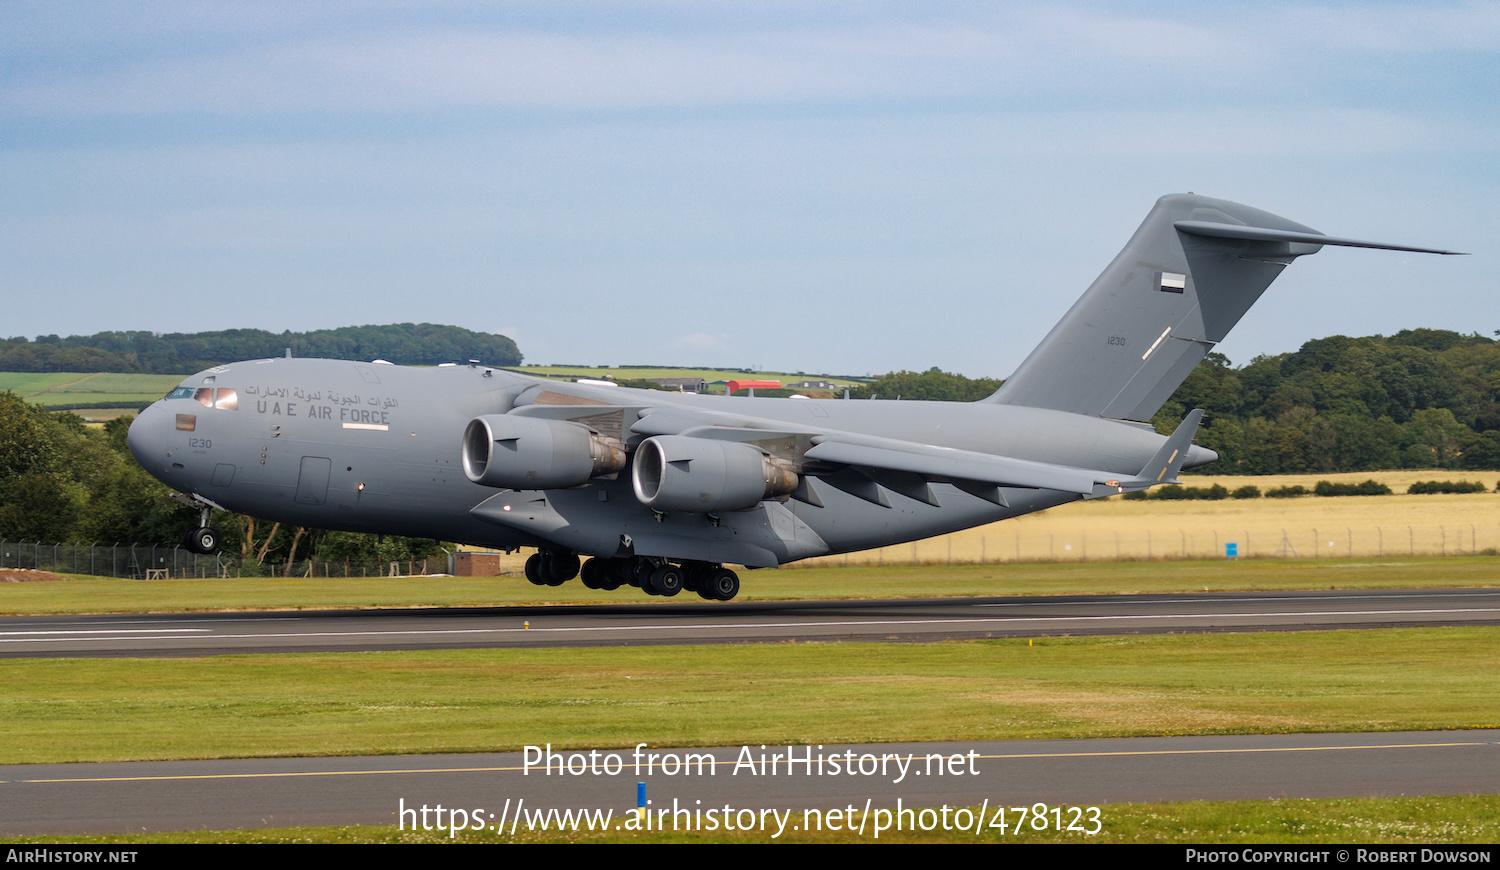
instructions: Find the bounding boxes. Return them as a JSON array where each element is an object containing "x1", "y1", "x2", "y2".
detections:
[
  {"x1": 0, "y1": 371, "x2": 181, "y2": 409},
  {"x1": 0, "y1": 372, "x2": 86, "y2": 393},
  {"x1": 1, "y1": 627, "x2": 1495, "y2": 765},
  {"x1": 44, "y1": 407, "x2": 139, "y2": 421}
]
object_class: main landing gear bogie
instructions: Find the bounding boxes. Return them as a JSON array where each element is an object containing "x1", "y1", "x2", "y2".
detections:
[
  {"x1": 529, "y1": 551, "x2": 740, "y2": 601},
  {"x1": 525, "y1": 551, "x2": 581, "y2": 586}
]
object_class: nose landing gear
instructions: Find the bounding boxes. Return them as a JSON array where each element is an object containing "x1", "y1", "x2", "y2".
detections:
[{"x1": 171, "y1": 492, "x2": 227, "y2": 555}]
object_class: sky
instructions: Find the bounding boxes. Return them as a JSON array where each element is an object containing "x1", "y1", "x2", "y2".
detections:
[{"x1": 1, "y1": 1, "x2": 1495, "y2": 378}]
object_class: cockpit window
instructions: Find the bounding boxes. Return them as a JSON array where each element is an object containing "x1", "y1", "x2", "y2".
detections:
[{"x1": 170, "y1": 386, "x2": 237, "y2": 409}]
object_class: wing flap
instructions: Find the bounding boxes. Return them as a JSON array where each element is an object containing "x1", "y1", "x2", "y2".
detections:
[
  {"x1": 804, "y1": 439, "x2": 1107, "y2": 496},
  {"x1": 802, "y1": 409, "x2": 1209, "y2": 501}
]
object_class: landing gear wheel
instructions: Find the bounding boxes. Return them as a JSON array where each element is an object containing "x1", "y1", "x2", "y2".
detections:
[
  {"x1": 580, "y1": 558, "x2": 603, "y2": 590},
  {"x1": 648, "y1": 564, "x2": 684, "y2": 597},
  {"x1": 543, "y1": 551, "x2": 580, "y2": 586},
  {"x1": 683, "y1": 562, "x2": 711, "y2": 592},
  {"x1": 702, "y1": 568, "x2": 740, "y2": 601},
  {"x1": 183, "y1": 527, "x2": 217, "y2": 555},
  {"x1": 524, "y1": 553, "x2": 547, "y2": 586},
  {"x1": 601, "y1": 559, "x2": 629, "y2": 591}
]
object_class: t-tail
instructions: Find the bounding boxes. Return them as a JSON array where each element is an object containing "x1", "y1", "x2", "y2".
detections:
[{"x1": 986, "y1": 193, "x2": 1464, "y2": 422}]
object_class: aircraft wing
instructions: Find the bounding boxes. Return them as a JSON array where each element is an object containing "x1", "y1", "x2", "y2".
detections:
[
  {"x1": 807, "y1": 408, "x2": 1204, "y2": 495},
  {"x1": 631, "y1": 405, "x2": 816, "y2": 438},
  {"x1": 618, "y1": 401, "x2": 1209, "y2": 508},
  {"x1": 509, "y1": 391, "x2": 821, "y2": 441},
  {"x1": 504, "y1": 380, "x2": 1203, "y2": 508}
]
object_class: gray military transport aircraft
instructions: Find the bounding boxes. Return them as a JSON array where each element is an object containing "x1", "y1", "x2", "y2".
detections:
[{"x1": 127, "y1": 194, "x2": 1462, "y2": 600}]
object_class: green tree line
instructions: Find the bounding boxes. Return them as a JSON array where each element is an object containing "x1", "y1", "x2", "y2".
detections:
[
  {"x1": 856, "y1": 329, "x2": 1500, "y2": 473},
  {"x1": 1152, "y1": 330, "x2": 1500, "y2": 473},
  {"x1": 1, "y1": 323, "x2": 521, "y2": 375},
  {"x1": 849, "y1": 367, "x2": 1004, "y2": 402}
]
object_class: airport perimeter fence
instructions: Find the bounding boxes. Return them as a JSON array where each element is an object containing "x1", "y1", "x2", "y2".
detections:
[{"x1": 0, "y1": 540, "x2": 447, "y2": 580}]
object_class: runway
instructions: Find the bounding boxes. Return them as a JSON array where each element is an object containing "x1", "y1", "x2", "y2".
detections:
[
  {"x1": 2, "y1": 731, "x2": 1496, "y2": 836},
  {"x1": 2, "y1": 587, "x2": 1498, "y2": 658}
]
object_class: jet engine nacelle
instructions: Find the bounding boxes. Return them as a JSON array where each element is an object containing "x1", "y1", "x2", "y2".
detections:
[
  {"x1": 463, "y1": 414, "x2": 626, "y2": 489},
  {"x1": 631, "y1": 435, "x2": 798, "y2": 513}
]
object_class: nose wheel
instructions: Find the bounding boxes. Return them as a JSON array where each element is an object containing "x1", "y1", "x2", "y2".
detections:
[
  {"x1": 183, "y1": 526, "x2": 218, "y2": 555},
  {"x1": 170, "y1": 492, "x2": 226, "y2": 555}
]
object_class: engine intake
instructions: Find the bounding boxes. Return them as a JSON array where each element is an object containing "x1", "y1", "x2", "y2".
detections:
[
  {"x1": 463, "y1": 415, "x2": 625, "y2": 489},
  {"x1": 632, "y1": 435, "x2": 798, "y2": 513}
]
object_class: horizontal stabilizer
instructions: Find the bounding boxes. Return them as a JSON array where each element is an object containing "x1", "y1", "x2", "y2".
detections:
[
  {"x1": 1117, "y1": 409, "x2": 1204, "y2": 490},
  {"x1": 1174, "y1": 221, "x2": 1467, "y2": 255}
]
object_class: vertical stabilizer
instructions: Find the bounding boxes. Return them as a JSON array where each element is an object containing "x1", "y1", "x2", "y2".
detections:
[{"x1": 989, "y1": 194, "x2": 1327, "y2": 421}]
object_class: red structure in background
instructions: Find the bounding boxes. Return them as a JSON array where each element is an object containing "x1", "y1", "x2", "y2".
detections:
[{"x1": 726, "y1": 380, "x2": 781, "y2": 395}]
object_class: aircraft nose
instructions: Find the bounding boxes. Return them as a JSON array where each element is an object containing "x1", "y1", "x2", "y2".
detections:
[{"x1": 127, "y1": 404, "x2": 172, "y2": 472}]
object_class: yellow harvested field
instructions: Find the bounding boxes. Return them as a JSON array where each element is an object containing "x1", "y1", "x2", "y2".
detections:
[
  {"x1": 457, "y1": 471, "x2": 1500, "y2": 571},
  {"x1": 798, "y1": 470, "x2": 1500, "y2": 567}
]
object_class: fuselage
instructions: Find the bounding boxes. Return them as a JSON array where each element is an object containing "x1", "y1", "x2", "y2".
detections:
[{"x1": 128, "y1": 357, "x2": 1198, "y2": 566}]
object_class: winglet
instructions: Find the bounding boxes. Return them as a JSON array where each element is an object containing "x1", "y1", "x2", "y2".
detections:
[{"x1": 1122, "y1": 409, "x2": 1205, "y2": 490}]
